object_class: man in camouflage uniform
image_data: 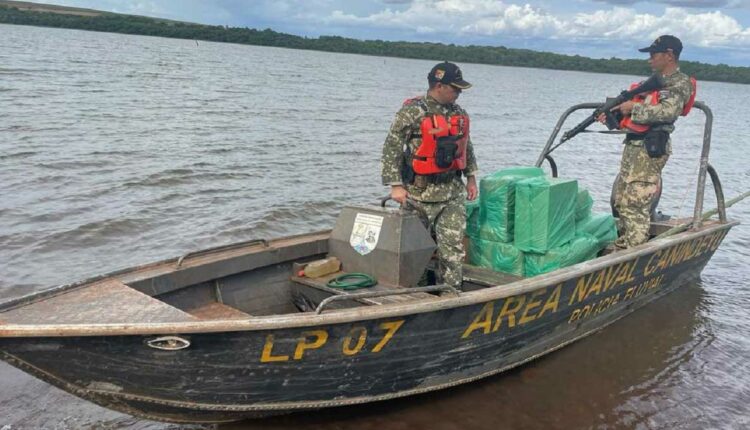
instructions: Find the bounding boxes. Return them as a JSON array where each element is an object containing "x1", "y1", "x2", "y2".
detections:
[
  {"x1": 611, "y1": 35, "x2": 695, "y2": 248},
  {"x1": 381, "y1": 61, "x2": 479, "y2": 291}
]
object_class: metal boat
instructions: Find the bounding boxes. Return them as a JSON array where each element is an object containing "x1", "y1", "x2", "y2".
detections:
[{"x1": 0, "y1": 102, "x2": 737, "y2": 424}]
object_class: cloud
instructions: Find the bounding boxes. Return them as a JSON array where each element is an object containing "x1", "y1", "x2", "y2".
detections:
[
  {"x1": 325, "y1": 1, "x2": 750, "y2": 49},
  {"x1": 594, "y1": 0, "x2": 750, "y2": 7},
  {"x1": 593, "y1": 0, "x2": 733, "y2": 7},
  {"x1": 565, "y1": 7, "x2": 750, "y2": 47}
]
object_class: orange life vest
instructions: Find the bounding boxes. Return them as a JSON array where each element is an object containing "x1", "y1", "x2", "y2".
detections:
[
  {"x1": 620, "y1": 76, "x2": 698, "y2": 133},
  {"x1": 619, "y1": 83, "x2": 659, "y2": 134},
  {"x1": 412, "y1": 114, "x2": 469, "y2": 175},
  {"x1": 681, "y1": 77, "x2": 697, "y2": 116},
  {"x1": 402, "y1": 97, "x2": 469, "y2": 175}
]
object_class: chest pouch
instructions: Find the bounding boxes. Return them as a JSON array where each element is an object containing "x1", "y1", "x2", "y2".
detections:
[
  {"x1": 435, "y1": 135, "x2": 459, "y2": 168},
  {"x1": 644, "y1": 130, "x2": 669, "y2": 158}
]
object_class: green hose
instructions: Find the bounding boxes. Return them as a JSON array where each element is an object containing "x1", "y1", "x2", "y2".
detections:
[{"x1": 326, "y1": 273, "x2": 377, "y2": 290}]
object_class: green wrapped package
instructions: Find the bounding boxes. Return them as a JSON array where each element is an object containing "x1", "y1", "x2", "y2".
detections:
[
  {"x1": 468, "y1": 237, "x2": 524, "y2": 276},
  {"x1": 576, "y1": 213, "x2": 618, "y2": 246},
  {"x1": 478, "y1": 166, "x2": 544, "y2": 243},
  {"x1": 575, "y1": 189, "x2": 594, "y2": 221},
  {"x1": 465, "y1": 200, "x2": 481, "y2": 239},
  {"x1": 524, "y1": 234, "x2": 600, "y2": 277},
  {"x1": 514, "y1": 176, "x2": 578, "y2": 253}
]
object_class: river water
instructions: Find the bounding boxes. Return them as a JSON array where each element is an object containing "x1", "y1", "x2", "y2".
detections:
[{"x1": 1, "y1": 24, "x2": 749, "y2": 429}]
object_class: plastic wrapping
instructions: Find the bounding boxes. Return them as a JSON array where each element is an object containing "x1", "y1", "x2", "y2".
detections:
[
  {"x1": 465, "y1": 200, "x2": 481, "y2": 239},
  {"x1": 576, "y1": 213, "x2": 618, "y2": 246},
  {"x1": 478, "y1": 166, "x2": 544, "y2": 243},
  {"x1": 575, "y1": 189, "x2": 594, "y2": 221},
  {"x1": 514, "y1": 177, "x2": 578, "y2": 253},
  {"x1": 524, "y1": 235, "x2": 600, "y2": 277},
  {"x1": 468, "y1": 237, "x2": 524, "y2": 276}
]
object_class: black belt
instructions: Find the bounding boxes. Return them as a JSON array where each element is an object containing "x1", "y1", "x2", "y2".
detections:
[
  {"x1": 414, "y1": 171, "x2": 461, "y2": 184},
  {"x1": 625, "y1": 133, "x2": 646, "y2": 141}
]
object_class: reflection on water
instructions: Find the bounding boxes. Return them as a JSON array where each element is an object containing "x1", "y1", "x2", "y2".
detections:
[{"x1": 1, "y1": 24, "x2": 749, "y2": 429}]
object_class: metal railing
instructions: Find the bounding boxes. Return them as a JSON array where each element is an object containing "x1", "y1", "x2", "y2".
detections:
[{"x1": 535, "y1": 101, "x2": 727, "y2": 229}]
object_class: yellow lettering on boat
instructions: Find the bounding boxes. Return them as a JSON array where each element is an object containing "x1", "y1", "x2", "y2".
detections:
[
  {"x1": 644, "y1": 250, "x2": 661, "y2": 277},
  {"x1": 657, "y1": 247, "x2": 671, "y2": 271},
  {"x1": 493, "y1": 295, "x2": 526, "y2": 331},
  {"x1": 701, "y1": 233, "x2": 712, "y2": 252},
  {"x1": 709, "y1": 231, "x2": 726, "y2": 251},
  {"x1": 342, "y1": 327, "x2": 367, "y2": 356},
  {"x1": 602, "y1": 265, "x2": 620, "y2": 293},
  {"x1": 519, "y1": 289, "x2": 546, "y2": 325},
  {"x1": 372, "y1": 320, "x2": 404, "y2": 352},
  {"x1": 586, "y1": 271, "x2": 604, "y2": 299},
  {"x1": 260, "y1": 334, "x2": 289, "y2": 362},
  {"x1": 293, "y1": 330, "x2": 328, "y2": 360},
  {"x1": 613, "y1": 260, "x2": 635, "y2": 286},
  {"x1": 462, "y1": 302, "x2": 494, "y2": 338},
  {"x1": 570, "y1": 275, "x2": 590, "y2": 305},
  {"x1": 538, "y1": 284, "x2": 562, "y2": 318}
]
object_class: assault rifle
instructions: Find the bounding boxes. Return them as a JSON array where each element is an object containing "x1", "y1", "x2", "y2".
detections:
[{"x1": 561, "y1": 74, "x2": 666, "y2": 143}]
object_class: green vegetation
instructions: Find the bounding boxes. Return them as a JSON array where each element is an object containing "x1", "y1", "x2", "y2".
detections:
[{"x1": 2, "y1": 4, "x2": 749, "y2": 84}]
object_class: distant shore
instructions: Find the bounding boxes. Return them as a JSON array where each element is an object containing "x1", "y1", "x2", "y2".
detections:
[{"x1": 2, "y1": 0, "x2": 749, "y2": 85}]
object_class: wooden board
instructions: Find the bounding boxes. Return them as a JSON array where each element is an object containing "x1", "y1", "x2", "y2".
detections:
[
  {"x1": 188, "y1": 302, "x2": 252, "y2": 320},
  {"x1": 0, "y1": 278, "x2": 198, "y2": 325}
]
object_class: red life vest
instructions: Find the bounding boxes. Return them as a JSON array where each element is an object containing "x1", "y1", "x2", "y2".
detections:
[
  {"x1": 681, "y1": 77, "x2": 697, "y2": 116},
  {"x1": 620, "y1": 76, "x2": 698, "y2": 133},
  {"x1": 412, "y1": 114, "x2": 470, "y2": 175},
  {"x1": 619, "y1": 83, "x2": 659, "y2": 134},
  {"x1": 402, "y1": 97, "x2": 469, "y2": 175}
]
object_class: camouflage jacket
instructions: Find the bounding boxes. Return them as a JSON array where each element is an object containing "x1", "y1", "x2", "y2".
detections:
[
  {"x1": 381, "y1": 94, "x2": 478, "y2": 202},
  {"x1": 629, "y1": 69, "x2": 693, "y2": 135}
]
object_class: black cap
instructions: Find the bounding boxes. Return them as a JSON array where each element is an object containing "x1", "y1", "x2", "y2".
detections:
[
  {"x1": 428, "y1": 61, "x2": 472, "y2": 89},
  {"x1": 638, "y1": 35, "x2": 682, "y2": 57}
]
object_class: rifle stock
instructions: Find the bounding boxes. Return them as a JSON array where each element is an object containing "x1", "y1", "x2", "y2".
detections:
[{"x1": 561, "y1": 74, "x2": 666, "y2": 142}]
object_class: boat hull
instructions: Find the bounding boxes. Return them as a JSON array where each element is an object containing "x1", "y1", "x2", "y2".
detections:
[{"x1": 0, "y1": 224, "x2": 733, "y2": 423}]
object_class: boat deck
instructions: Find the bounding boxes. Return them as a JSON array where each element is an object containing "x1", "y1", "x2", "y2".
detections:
[{"x1": 0, "y1": 278, "x2": 198, "y2": 325}]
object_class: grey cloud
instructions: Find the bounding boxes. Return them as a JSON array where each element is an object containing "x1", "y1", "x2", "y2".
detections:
[
  {"x1": 381, "y1": 0, "x2": 413, "y2": 4},
  {"x1": 593, "y1": 0, "x2": 731, "y2": 7}
]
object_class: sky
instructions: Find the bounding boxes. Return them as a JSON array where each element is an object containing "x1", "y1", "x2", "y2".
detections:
[{"x1": 22, "y1": 0, "x2": 750, "y2": 65}]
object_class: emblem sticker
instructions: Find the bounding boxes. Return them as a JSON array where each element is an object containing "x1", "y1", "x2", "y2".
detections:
[{"x1": 350, "y1": 213, "x2": 384, "y2": 255}]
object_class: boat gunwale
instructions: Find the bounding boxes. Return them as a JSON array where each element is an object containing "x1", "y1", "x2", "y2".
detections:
[{"x1": 0, "y1": 221, "x2": 737, "y2": 338}]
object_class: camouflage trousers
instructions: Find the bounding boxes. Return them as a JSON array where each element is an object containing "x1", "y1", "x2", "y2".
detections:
[
  {"x1": 408, "y1": 197, "x2": 466, "y2": 290},
  {"x1": 613, "y1": 141, "x2": 669, "y2": 248}
]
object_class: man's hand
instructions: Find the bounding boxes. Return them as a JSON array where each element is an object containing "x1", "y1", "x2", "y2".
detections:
[
  {"x1": 616, "y1": 100, "x2": 636, "y2": 115},
  {"x1": 466, "y1": 176, "x2": 478, "y2": 201},
  {"x1": 391, "y1": 185, "x2": 409, "y2": 204}
]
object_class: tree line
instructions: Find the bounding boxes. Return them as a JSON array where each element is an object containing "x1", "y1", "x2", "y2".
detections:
[{"x1": 2, "y1": 5, "x2": 749, "y2": 85}]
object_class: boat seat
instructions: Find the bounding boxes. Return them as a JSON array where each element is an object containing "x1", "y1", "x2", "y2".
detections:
[
  {"x1": 187, "y1": 302, "x2": 252, "y2": 320},
  {"x1": 0, "y1": 278, "x2": 198, "y2": 325},
  {"x1": 291, "y1": 270, "x2": 437, "y2": 306}
]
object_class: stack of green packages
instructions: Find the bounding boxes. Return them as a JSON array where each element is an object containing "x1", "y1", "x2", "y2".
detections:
[
  {"x1": 514, "y1": 176, "x2": 578, "y2": 253},
  {"x1": 478, "y1": 167, "x2": 545, "y2": 242},
  {"x1": 576, "y1": 213, "x2": 618, "y2": 247},
  {"x1": 576, "y1": 189, "x2": 594, "y2": 221},
  {"x1": 520, "y1": 180, "x2": 618, "y2": 277},
  {"x1": 465, "y1": 167, "x2": 617, "y2": 278},
  {"x1": 465, "y1": 166, "x2": 543, "y2": 276},
  {"x1": 468, "y1": 238, "x2": 524, "y2": 276},
  {"x1": 465, "y1": 199, "x2": 481, "y2": 240}
]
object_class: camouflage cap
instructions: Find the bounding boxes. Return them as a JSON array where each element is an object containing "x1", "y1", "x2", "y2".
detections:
[
  {"x1": 428, "y1": 61, "x2": 472, "y2": 89},
  {"x1": 639, "y1": 35, "x2": 682, "y2": 57}
]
